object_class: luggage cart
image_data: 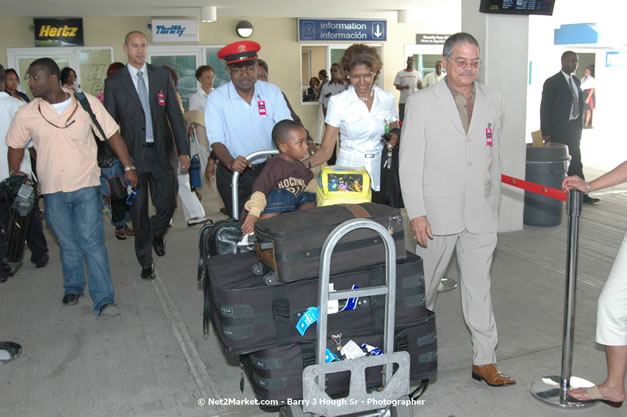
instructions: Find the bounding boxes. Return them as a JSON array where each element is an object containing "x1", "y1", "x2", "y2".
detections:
[{"x1": 279, "y1": 218, "x2": 413, "y2": 417}]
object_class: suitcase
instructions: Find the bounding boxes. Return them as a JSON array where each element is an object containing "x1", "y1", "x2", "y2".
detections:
[
  {"x1": 254, "y1": 203, "x2": 405, "y2": 283},
  {"x1": 206, "y1": 251, "x2": 426, "y2": 354},
  {"x1": 198, "y1": 149, "x2": 279, "y2": 338},
  {"x1": 241, "y1": 311, "x2": 437, "y2": 403}
]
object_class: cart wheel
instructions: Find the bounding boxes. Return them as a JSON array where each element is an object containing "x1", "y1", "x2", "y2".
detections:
[
  {"x1": 263, "y1": 271, "x2": 279, "y2": 286},
  {"x1": 390, "y1": 395, "x2": 414, "y2": 417},
  {"x1": 278, "y1": 404, "x2": 309, "y2": 417},
  {"x1": 251, "y1": 261, "x2": 265, "y2": 276}
]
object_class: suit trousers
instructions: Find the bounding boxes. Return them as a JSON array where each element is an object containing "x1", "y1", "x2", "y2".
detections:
[
  {"x1": 551, "y1": 119, "x2": 584, "y2": 179},
  {"x1": 131, "y1": 146, "x2": 178, "y2": 268},
  {"x1": 596, "y1": 231, "x2": 627, "y2": 346},
  {"x1": 416, "y1": 230, "x2": 498, "y2": 365}
]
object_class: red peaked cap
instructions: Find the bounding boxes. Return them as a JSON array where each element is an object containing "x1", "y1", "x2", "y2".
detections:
[{"x1": 218, "y1": 41, "x2": 261, "y2": 65}]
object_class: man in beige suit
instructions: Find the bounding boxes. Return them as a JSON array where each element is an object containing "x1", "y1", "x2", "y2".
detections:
[{"x1": 399, "y1": 32, "x2": 515, "y2": 387}]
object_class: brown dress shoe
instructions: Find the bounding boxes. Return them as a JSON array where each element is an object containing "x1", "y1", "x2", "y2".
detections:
[{"x1": 471, "y1": 364, "x2": 516, "y2": 386}]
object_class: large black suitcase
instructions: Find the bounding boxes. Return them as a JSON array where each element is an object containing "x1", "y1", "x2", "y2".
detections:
[
  {"x1": 254, "y1": 203, "x2": 405, "y2": 283},
  {"x1": 206, "y1": 251, "x2": 426, "y2": 354},
  {"x1": 241, "y1": 311, "x2": 437, "y2": 403}
]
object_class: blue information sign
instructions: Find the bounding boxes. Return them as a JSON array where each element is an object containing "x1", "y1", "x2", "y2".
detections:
[{"x1": 299, "y1": 19, "x2": 386, "y2": 42}]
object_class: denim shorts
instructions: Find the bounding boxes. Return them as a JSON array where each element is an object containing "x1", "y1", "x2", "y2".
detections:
[{"x1": 263, "y1": 189, "x2": 316, "y2": 214}]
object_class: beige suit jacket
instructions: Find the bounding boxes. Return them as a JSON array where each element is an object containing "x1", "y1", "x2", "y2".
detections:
[{"x1": 399, "y1": 80, "x2": 503, "y2": 235}]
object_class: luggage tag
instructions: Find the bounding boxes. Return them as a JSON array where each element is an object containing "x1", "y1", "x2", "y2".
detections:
[
  {"x1": 158, "y1": 91, "x2": 166, "y2": 106},
  {"x1": 258, "y1": 100, "x2": 266, "y2": 116},
  {"x1": 339, "y1": 284, "x2": 359, "y2": 312},
  {"x1": 296, "y1": 306, "x2": 318, "y2": 336},
  {"x1": 360, "y1": 343, "x2": 382, "y2": 356},
  {"x1": 325, "y1": 348, "x2": 340, "y2": 363},
  {"x1": 342, "y1": 340, "x2": 366, "y2": 360},
  {"x1": 486, "y1": 123, "x2": 493, "y2": 147}
]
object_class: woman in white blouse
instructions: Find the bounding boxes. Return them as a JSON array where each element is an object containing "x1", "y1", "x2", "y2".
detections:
[{"x1": 308, "y1": 44, "x2": 400, "y2": 201}]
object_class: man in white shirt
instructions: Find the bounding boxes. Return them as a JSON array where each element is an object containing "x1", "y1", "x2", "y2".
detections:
[
  {"x1": 189, "y1": 65, "x2": 215, "y2": 112},
  {"x1": 0, "y1": 64, "x2": 48, "y2": 283},
  {"x1": 422, "y1": 60, "x2": 445, "y2": 88},
  {"x1": 393, "y1": 56, "x2": 423, "y2": 121}
]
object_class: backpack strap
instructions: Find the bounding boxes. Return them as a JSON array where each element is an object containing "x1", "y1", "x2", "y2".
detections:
[{"x1": 74, "y1": 92, "x2": 108, "y2": 140}]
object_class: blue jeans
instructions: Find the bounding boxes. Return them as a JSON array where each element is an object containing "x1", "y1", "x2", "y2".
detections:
[
  {"x1": 263, "y1": 189, "x2": 316, "y2": 214},
  {"x1": 43, "y1": 187, "x2": 115, "y2": 314}
]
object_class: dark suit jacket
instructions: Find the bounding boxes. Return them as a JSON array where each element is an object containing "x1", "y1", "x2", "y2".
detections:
[
  {"x1": 103, "y1": 63, "x2": 189, "y2": 172},
  {"x1": 540, "y1": 71, "x2": 584, "y2": 141}
]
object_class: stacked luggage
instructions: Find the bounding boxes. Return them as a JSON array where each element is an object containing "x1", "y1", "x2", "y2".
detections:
[{"x1": 200, "y1": 201, "x2": 437, "y2": 411}]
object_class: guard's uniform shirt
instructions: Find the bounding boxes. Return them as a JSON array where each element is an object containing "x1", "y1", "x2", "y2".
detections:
[{"x1": 205, "y1": 80, "x2": 292, "y2": 160}]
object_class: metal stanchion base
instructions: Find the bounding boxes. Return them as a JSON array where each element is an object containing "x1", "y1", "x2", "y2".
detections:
[
  {"x1": 530, "y1": 375, "x2": 596, "y2": 409},
  {"x1": 437, "y1": 277, "x2": 458, "y2": 293}
]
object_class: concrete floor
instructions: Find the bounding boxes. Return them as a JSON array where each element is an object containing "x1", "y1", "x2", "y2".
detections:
[{"x1": 1, "y1": 163, "x2": 626, "y2": 417}]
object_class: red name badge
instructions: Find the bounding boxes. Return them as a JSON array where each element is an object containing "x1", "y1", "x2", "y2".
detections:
[
  {"x1": 158, "y1": 92, "x2": 166, "y2": 106},
  {"x1": 258, "y1": 100, "x2": 266, "y2": 116},
  {"x1": 486, "y1": 127, "x2": 493, "y2": 146}
]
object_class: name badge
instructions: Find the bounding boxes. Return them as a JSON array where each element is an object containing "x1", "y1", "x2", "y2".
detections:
[
  {"x1": 158, "y1": 91, "x2": 166, "y2": 106},
  {"x1": 486, "y1": 125, "x2": 493, "y2": 147},
  {"x1": 258, "y1": 100, "x2": 266, "y2": 116}
]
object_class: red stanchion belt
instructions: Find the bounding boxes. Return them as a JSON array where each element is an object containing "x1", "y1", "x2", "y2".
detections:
[{"x1": 501, "y1": 174, "x2": 567, "y2": 201}]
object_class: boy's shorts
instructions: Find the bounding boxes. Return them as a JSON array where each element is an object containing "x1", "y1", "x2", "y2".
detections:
[{"x1": 263, "y1": 189, "x2": 316, "y2": 214}]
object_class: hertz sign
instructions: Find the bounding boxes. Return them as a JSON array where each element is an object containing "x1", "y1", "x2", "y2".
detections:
[{"x1": 34, "y1": 18, "x2": 84, "y2": 47}]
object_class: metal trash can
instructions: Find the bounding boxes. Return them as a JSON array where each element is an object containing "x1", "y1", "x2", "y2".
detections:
[{"x1": 523, "y1": 143, "x2": 570, "y2": 227}]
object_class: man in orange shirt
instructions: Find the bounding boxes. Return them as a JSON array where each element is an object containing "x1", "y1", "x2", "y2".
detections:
[{"x1": 6, "y1": 58, "x2": 137, "y2": 318}]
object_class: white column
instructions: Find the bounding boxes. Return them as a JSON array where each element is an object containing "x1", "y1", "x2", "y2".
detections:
[{"x1": 462, "y1": 0, "x2": 528, "y2": 232}]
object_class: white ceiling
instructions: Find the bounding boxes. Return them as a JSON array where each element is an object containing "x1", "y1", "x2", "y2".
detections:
[{"x1": 0, "y1": 0, "x2": 457, "y2": 19}]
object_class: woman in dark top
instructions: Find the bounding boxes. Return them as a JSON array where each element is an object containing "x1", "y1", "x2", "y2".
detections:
[{"x1": 4, "y1": 69, "x2": 29, "y2": 103}]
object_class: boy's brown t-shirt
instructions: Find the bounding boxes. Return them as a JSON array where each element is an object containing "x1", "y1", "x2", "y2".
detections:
[{"x1": 252, "y1": 156, "x2": 314, "y2": 198}]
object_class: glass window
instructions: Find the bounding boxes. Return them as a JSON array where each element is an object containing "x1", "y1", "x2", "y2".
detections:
[
  {"x1": 79, "y1": 49, "x2": 111, "y2": 96},
  {"x1": 150, "y1": 55, "x2": 197, "y2": 110}
]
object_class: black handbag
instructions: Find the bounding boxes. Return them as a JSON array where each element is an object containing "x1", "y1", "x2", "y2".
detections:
[{"x1": 105, "y1": 175, "x2": 127, "y2": 200}]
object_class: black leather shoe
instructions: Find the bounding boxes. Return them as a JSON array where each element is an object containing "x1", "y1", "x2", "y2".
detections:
[
  {"x1": 62, "y1": 293, "x2": 80, "y2": 306},
  {"x1": 152, "y1": 237, "x2": 165, "y2": 256},
  {"x1": 141, "y1": 264, "x2": 155, "y2": 280},
  {"x1": 0, "y1": 275, "x2": 8, "y2": 283},
  {"x1": 33, "y1": 253, "x2": 49, "y2": 268},
  {"x1": 583, "y1": 194, "x2": 600, "y2": 204}
]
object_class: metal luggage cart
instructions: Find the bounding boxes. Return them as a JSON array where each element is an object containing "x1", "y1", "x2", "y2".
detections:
[{"x1": 279, "y1": 218, "x2": 414, "y2": 417}]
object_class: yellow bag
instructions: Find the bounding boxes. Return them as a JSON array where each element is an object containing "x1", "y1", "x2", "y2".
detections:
[{"x1": 316, "y1": 165, "x2": 372, "y2": 207}]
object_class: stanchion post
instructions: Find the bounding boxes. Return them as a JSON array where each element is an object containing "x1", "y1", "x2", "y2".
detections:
[{"x1": 530, "y1": 190, "x2": 595, "y2": 409}]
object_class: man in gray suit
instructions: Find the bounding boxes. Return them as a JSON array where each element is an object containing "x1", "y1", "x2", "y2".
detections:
[
  {"x1": 399, "y1": 32, "x2": 515, "y2": 387},
  {"x1": 104, "y1": 31, "x2": 190, "y2": 279}
]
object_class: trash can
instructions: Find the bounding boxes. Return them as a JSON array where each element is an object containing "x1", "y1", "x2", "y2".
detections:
[{"x1": 523, "y1": 143, "x2": 570, "y2": 227}]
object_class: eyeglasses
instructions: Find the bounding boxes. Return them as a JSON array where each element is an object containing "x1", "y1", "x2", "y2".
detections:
[
  {"x1": 349, "y1": 72, "x2": 375, "y2": 82},
  {"x1": 229, "y1": 64, "x2": 256, "y2": 76},
  {"x1": 38, "y1": 101, "x2": 78, "y2": 129},
  {"x1": 452, "y1": 57, "x2": 481, "y2": 69}
]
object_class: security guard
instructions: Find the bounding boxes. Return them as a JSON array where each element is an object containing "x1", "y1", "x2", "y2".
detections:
[{"x1": 205, "y1": 40, "x2": 292, "y2": 216}]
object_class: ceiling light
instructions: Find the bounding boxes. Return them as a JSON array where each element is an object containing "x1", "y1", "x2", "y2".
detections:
[{"x1": 201, "y1": 6, "x2": 216, "y2": 23}]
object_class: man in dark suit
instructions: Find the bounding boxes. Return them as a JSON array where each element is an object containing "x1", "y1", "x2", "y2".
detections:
[
  {"x1": 541, "y1": 51, "x2": 599, "y2": 204},
  {"x1": 104, "y1": 31, "x2": 190, "y2": 279}
]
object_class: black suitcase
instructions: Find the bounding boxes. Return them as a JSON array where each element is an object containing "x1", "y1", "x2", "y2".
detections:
[
  {"x1": 241, "y1": 311, "x2": 437, "y2": 403},
  {"x1": 206, "y1": 251, "x2": 426, "y2": 354},
  {"x1": 254, "y1": 203, "x2": 405, "y2": 283}
]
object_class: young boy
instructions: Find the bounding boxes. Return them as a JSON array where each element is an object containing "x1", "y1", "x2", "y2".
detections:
[{"x1": 241, "y1": 119, "x2": 316, "y2": 235}]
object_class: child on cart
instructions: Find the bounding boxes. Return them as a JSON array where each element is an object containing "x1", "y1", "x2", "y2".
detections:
[{"x1": 241, "y1": 119, "x2": 317, "y2": 237}]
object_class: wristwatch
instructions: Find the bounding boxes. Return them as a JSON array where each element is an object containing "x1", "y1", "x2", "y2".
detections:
[{"x1": 124, "y1": 165, "x2": 137, "y2": 172}]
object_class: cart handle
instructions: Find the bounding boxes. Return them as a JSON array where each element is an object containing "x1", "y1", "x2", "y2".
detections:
[{"x1": 231, "y1": 149, "x2": 279, "y2": 220}]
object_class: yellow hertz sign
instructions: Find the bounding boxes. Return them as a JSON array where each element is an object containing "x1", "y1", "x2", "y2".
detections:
[
  {"x1": 34, "y1": 18, "x2": 84, "y2": 47},
  {"x1": 39, "y1": 25, "x2": 79, "y2": 37}
]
